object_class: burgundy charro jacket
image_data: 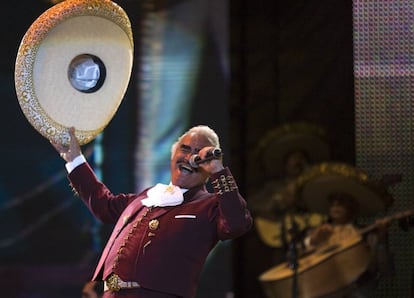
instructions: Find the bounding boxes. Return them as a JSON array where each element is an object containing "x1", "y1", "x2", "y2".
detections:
[{"x1": 68, "y1": 162, "x2": 252, "y2": 297}]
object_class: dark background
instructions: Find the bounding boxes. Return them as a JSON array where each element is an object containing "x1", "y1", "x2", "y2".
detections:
[
  {"x1": 0, "y1": 0, "x2": 356, "y2": 297},
  {"x1": 230, "y1": 1, "x2": 355, "y2": 297}
]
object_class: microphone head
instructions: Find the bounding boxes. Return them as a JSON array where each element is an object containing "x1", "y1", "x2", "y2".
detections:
[
  {"x1": 189, "y1": 148, "x2": 222, "y2": 168},
  {"x1": 189, "y1": 155, "x2": 201, "y2": 168},
  {"x1": 210, "y1": 148, "x2": 222, "y2": 157}
]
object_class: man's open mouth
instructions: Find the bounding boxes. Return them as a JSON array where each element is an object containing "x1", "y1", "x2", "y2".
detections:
[{"x1": 179, "y1": 163, "x2": 194, "y2": 174}]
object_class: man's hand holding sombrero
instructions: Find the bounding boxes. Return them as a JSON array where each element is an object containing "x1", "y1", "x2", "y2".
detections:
[{"x1": 51, "y1": 127, "x2": 82, "y2": 163}]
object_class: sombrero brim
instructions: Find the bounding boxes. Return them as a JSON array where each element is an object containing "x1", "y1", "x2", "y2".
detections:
[
  {"x1": 296, "y1": 162, "x2": 394, "y2": 216},
  {"x1": 15, "y1": 0, "x2": 134, "y2": 145}
]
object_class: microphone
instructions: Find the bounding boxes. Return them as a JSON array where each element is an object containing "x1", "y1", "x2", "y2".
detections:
[{"x1": 189, "y1": 148, "x2": 222, "y2": 168}]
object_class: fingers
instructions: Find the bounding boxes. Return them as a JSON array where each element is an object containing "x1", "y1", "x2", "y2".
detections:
[
  {"x1": 50, "y1": 139, "x2": 69, "y2": 161},
  {"x1": 50, "y1": 127, "x2": 82, "y2": 162},
  {"x1": 50, "y1": 140, "x2": 62, "y2": 152},
  {"x1": 68, "y1": 127, "x2": 80, "y2": 149},
  {"x1": 68, "y1": 126, "x2": 76, "y2": 138},
  {"x1": 196, "y1": 146, "x2": 224, "y2": 173},
  {"x1": 199, "y1": 159, "x2": 224, "y2": 174}
]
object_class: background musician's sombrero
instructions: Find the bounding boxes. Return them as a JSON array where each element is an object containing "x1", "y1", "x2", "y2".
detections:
[
  {"x1": 254, "y1": 122, "x2": 331, "y2": 178},
  {"x1": 295, "y1": 162, "x2": 394, "y2": 216},
  {"x1": 15, "y1": 0, "x2": 134, "y2": 145}
]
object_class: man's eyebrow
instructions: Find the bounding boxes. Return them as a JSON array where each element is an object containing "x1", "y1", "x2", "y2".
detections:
[
  {"x1": 180, "y1": 144, "x2": 201, "y2": 153},
  {"x1": 180, "y1": 144, "x2": 191, "y2": 151}
]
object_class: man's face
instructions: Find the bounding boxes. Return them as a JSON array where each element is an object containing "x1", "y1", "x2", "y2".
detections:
[
  {"x1": 328, "y1": 199, "x2": 353, "y2": 224},
  {"x1": 285, "y1": 151, "x2": 308, "y2": 178},
  {"x1": 171, "y1": 132, "x2": 211, "y2": 189}
]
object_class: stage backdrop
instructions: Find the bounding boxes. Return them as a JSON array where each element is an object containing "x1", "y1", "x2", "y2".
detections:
[{"x1": 354, "y1": 0, "x2": 414, "y2": 296}]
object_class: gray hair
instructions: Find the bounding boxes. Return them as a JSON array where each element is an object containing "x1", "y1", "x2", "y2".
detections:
[{"x1": 171, "y1": 125, "x2": 221, "y2": 159}]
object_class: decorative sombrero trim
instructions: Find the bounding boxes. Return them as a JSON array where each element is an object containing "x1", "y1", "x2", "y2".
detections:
[
  {"x1": 15, "y1": 0, "x2": 133, "y2": 145},
  {"x1": 295, "y1": 162, "x2": 370, "y2": 186},
  {"x1": 295, "y1": 162, "x2": 394, "y2": 216}
]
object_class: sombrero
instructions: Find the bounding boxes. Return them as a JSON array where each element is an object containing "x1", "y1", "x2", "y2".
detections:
[
  {"x1": 254, "y1": 122, "x2": 331, "y2": 177},
  {"x1": 15, "y1": 0, "x2": 134, "y2": 145},
  {"x1": 295, "y1": 162, "x2": 394, "y2": 216}
]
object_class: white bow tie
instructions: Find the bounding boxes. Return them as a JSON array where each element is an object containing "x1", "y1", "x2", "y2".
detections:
[{"x1": 141, "y1": 183, "x2": 185, "y2": 207}]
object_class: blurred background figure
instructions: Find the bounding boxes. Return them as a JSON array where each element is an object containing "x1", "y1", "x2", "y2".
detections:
[
  {"x1": 250, "y1": 122, "x2": 331, "y2": 258},
  {"x1": 259, "y1": 162, "x2": 396, "y2": 298},
  {"x1": 245, "y1": 122, "x2": 331, "y2": 297},
  {"x1": 304, "y1": 191, "x2": 394, "y2": 298}
]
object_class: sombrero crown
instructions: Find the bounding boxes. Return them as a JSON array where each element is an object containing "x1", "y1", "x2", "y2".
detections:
[{"x1": 254, "y1": 122, "x2": 331, "y2": 177}]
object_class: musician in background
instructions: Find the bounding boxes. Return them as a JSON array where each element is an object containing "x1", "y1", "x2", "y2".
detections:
[
  {"x1": 245, "y1": 122, "x2": 330, "y2": 298},
  {"x1": 249, "y1": 122, "x2": 330, "y2": 263},
  {"x1": 305, "y1": 192, "x2": 394, "y2": 298}
]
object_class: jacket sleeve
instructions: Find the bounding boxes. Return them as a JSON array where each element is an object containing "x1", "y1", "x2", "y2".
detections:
[
  {"x1": 209, "y1": 167, "x2": 253, "y2": 240},
  {"x1": 68, "y1": 162, "x2": 138, "y2": 224}
]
